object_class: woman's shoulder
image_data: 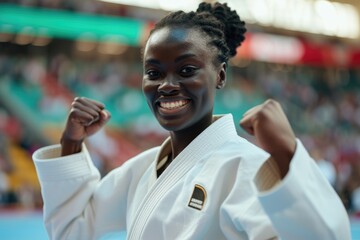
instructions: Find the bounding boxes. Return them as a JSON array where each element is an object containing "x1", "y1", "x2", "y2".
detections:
[
  {"x1": 210, "y1": 135, "x2": 270, "y2": 171},
  {"x1": 220, "y1": 135, "x2": 268, "y2": 157}
]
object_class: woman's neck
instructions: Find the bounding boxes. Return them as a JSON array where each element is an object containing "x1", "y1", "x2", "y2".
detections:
[{"x1": 169, "y1": 114, "x2": 213, "y2": 160}]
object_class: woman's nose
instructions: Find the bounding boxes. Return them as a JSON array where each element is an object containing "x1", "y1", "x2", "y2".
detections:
[{"x1": 158, "y1": 76, "x2": 180, "y2": 94}]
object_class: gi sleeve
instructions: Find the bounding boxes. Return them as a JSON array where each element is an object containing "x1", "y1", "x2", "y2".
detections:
[
  {"x1": 254, "y1": 139, "x2": 351, "y2": 240},
  {"x1": 33, "y1": 144, "x2": 129, "y2": 240}
]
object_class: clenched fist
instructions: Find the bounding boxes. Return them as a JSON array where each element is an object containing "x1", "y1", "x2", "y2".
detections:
[
  {"x1": 240, "y1": 99, "x2": 296, "y2": 178},
  {"x1": 61, "y1": 97, "x2": 111, "y2": 156}
]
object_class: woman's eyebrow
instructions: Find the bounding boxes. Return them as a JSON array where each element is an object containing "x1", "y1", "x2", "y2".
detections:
[
  {"x1": 175, "y1": 53, "x2": 197, "y2": 63},
  {"x1": 144, "y1": 58, "x2": 160, "y2": 66}
]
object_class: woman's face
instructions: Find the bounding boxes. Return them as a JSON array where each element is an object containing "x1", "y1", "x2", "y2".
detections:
[{"x1": 142, "y1": 27, "x2": 225, "y2": 132}]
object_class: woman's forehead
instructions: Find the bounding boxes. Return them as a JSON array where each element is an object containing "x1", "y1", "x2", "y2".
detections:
[
  {"x1": 145, "y1": 27, "x2": 209, "y2": 52},
  {"x1": 149, "y1": 27, "x2": 189, "y2": 43}
]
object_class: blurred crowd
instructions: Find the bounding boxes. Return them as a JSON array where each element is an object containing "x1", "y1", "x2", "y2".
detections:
[
  {"x1": 0, "y1": 0, "x2": 360, "y2": 215},
  {"x1": 244, "y1": 64, "x2": 360, "y2": 212},
  {"x1": 0, "y1": 51, "x2": 360, "y2": 214}
]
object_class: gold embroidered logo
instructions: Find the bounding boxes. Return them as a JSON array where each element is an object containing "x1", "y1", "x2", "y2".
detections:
[{"x1": 188, "y1": 184, "x2": 207, "y2": 211}]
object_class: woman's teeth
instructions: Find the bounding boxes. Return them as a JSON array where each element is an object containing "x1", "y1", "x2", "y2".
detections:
[{"x1": 160, "y1": 100, "x2": 189, "y2": 110}]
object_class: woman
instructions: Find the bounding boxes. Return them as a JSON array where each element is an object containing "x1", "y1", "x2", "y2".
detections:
[{"x1": 33, "y1": 2, "x2": 350, "y2": 239}]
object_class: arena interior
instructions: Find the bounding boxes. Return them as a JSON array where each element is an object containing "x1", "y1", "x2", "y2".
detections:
[{"x1": 0, "y1": 0, "x2": 359, "y2": 239}]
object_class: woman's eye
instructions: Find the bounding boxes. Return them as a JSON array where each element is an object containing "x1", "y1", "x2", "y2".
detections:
[
  {"x1": 146, "y1": 70, "x2": 160, "y2": 79},
  {"x1": 180, "y1": 66, "x2": 197, "y2": 75}
]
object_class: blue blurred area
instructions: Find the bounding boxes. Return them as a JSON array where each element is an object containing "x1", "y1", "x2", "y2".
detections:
[
  {"x1": 0, "y1": 211, "x2": 127, "y2": 240},
  {"x1": 0, "y1": 211, "x2": 360, "y2": 239},
  {"x1": 0, "y1": 211, "x2": 48, "y2": 240}
]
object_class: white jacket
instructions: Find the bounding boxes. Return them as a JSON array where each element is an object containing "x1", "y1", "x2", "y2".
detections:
[{"x1": 33, "y1": 114, "x2": 350, "y2": 240}]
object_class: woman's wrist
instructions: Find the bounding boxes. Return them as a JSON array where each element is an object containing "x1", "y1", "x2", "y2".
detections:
[{"x1": 60, "y1": 137, "x2": 83, "y2": 156}]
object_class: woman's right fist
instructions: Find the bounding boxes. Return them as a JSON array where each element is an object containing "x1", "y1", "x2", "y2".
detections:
[{"x1": 61, "y1": 97, "x2": 111, "y2": 143}]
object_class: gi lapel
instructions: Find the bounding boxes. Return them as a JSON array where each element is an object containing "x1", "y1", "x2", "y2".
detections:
[{"x1": 127, "y1": 114, "x2": 237, "y2": 239}]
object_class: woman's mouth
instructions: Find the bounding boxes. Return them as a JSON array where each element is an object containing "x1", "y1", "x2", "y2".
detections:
[
  {"x1": 159, "y1": 100, "x2": 189, "y2": 110},
  {"x1": 157, "y1": 99, "x2": 191, "y2": 116}
]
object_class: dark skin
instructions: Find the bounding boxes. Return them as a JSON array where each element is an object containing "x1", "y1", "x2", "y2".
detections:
[
  {"x1": 61, "y1": 26, "x2": 296, "y2": 178},
  {"x1": 142, "y1": 27, "x2": 226, "y2": 160}
]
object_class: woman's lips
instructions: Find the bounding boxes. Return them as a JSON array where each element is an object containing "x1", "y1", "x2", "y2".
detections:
[{"x1": 158, "y1": 99, "x2": 190, "y2": 115}]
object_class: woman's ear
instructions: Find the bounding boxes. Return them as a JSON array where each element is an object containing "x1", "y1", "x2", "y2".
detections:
[{"x1": 216, "y1": 62, "x2": 227, "y2": 89}]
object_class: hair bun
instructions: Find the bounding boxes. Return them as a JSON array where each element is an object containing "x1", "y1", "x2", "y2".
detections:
[{"x1": 196, "y1": 2, "x2": 246, "y2": 57}]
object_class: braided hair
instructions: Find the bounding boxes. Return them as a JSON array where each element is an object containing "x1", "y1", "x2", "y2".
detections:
[{"x1": 149, "y1": 2, "x2": 246, "y2": 64}]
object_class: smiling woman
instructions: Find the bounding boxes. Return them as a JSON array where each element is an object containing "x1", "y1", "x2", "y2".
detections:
[
  {"x1": 32, "y1": 2, "x2": 350, "y2": 240},
  {"x1": 143, "y1": 27, "x2": 223, "y2": 135}
]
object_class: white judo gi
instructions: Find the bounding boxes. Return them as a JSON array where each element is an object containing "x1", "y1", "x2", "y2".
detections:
[{"x1": 32, "y1": 114, "x2": 350, "y2": 240}]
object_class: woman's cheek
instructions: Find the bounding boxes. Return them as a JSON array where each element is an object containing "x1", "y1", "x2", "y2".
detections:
[{"x1": 142, "y1": 81, "x2": 158, "y2": 109}]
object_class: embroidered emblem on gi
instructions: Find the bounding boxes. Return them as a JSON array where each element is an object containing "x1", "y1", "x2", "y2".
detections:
[{"x1": 188, "y1": 184, "x2": 207, "y2": 210}]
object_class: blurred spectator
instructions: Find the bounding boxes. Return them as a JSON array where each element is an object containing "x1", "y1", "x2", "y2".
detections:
[
  {"x1": 0, "y1": 110, "x2": 14, "y2": 173},
  {"x1": 86, "y1": 128, "x2": 120, "y2": 176},
  {"x1": 0, "y1": 169, "x2": 9, "y2": 205},
  {"x1": 311, "y1": 149, "x2": 337, "y2": 187},
  {"x1": 0, "y1": 110, "x2": 13, "y2": 205}
]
